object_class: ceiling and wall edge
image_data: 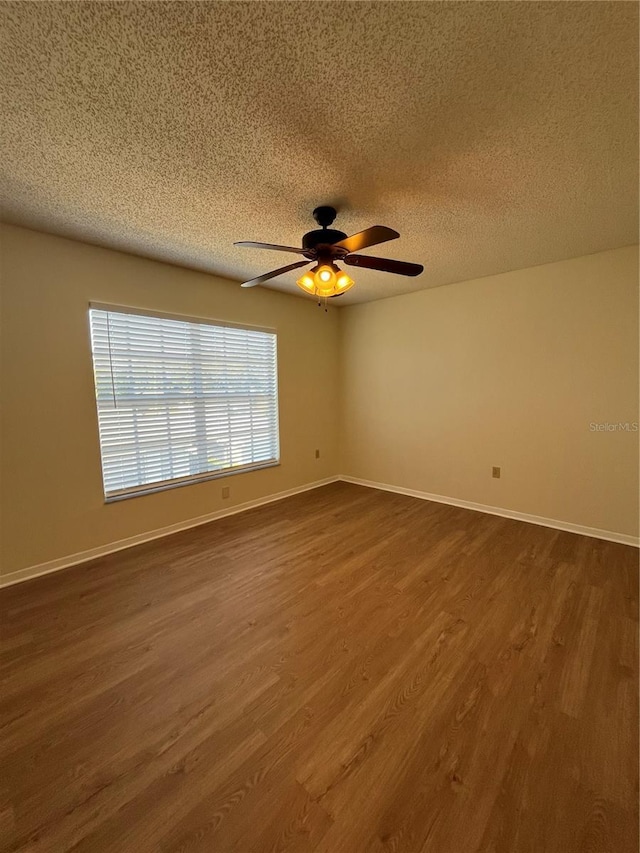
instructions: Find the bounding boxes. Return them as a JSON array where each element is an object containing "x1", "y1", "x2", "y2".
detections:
[
  {"x1": 3, "y1": 1, "x2": 637, "y2": 305},
  {"x1": 2, "y1": 222, "x2": 638, "y2": 308}
]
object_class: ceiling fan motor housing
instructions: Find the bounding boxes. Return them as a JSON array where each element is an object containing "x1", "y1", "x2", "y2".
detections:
[{"x1": 302, "y1": 228, "x2": 348, "y2": 251}]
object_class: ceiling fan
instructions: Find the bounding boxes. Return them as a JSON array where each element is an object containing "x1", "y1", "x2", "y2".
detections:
[{"x1": 235, "y1": 206, "x2": 424, "y2": 299}]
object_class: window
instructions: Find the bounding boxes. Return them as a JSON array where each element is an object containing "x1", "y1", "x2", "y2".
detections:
[{"x1": 89, "y1": 305, "x2": 279, "y2": 501}]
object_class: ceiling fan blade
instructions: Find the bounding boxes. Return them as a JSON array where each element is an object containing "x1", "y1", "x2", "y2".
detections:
[
  {"x1": 240, "y1": 260, "x2": 310, "y2": 288},
  {"x1": 235, "y1": 241, "x2": 306, "y2": 255},
  {"x1": 344, "y1": 254, "x2": 424, "y2": 277},
  {"x1": 333, "y1": 226, "x2": 399, "y2": 254}
]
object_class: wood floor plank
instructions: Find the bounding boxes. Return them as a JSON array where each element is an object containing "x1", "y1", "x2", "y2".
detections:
[{"x1": 0, "y1": 482, "x2": 637, "y2": 852}]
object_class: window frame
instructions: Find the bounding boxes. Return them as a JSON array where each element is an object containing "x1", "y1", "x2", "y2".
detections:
[{"x1": 88, "y1": 303, "x2": 281, "y2": 503}]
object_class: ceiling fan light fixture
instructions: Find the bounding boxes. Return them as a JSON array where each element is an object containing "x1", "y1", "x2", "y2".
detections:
[
  {"x1": 296, "y1": 271, "x2": 316, "y2": 294},
  {"x1": 315, "y1": 274, "x2": 337, "y2": 298},
  {"x1": 296, "y1": 262, "x2": 351, "y2": 298},
  {"x1": 316, "y1": 265, "x2": 334, "y2": 284},
  {"x1": 240, "y1": 207, "x2": 423, "y2": 296},
  {"x1": 335, "y1": 271, "x2": 354, "y2": 293},
  {"x1": 313, "y1": 264, "x2": 338, "y2": 296}
]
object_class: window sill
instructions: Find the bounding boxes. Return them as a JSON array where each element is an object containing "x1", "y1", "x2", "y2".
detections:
[{"x1": 104, "y1": 460, "x2": 280, "y2": 503}]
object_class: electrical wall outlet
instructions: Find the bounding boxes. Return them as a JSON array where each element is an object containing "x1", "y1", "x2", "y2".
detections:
[
  {"x1": 492, "y1": 467, "x2": 501, "y2": 479},
  {"x1": 315, "y1": 449, "x2": 320, "y2": 459},
  {"x1": 221, "y1": 486, "x2": 230, "y2": 499}
]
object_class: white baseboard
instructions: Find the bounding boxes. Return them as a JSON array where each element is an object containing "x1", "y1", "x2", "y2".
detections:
[
  {"x1": 3, "y1": 473, "x2": 636, "y2": 589},
  {"x1": 0, "y1": 477, "x2": 341, "y2": 589},
  {"x1": 340, "y1": 476, "x2": 640, "y2": 548}
]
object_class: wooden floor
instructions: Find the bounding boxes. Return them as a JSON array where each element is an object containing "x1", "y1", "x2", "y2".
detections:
[{"x1": 1, "y1": 482, "x2": 638, "y2": 853}]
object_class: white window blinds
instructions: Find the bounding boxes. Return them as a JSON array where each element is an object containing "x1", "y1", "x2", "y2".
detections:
[{"x1": 89, "y1": 306, "x2": 279, "y2": 500}]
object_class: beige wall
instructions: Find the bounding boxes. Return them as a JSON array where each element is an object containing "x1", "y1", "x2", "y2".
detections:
[
  {"x1": 339, "y1": 246, "x2": 639, "y2": 538},
  {"x1": 1, "y1": 228, "x2": 637, "y2": 581},
  {"x1": 0, "y1": 225, "x2": 339, "y2": 578}
]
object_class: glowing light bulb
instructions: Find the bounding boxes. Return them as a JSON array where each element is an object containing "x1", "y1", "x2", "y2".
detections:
[
  {"x1": 296, "y1": 272, "x2": 316, "y2": 294},
  {"x1": 297, "y1": 263, "x2": 355, "y2": 299},
  {"x1": 335, "y1": 272, "x2": 354, "y2": 293}
]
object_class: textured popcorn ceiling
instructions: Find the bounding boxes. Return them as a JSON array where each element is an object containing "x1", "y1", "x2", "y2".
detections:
[{"x1": 1, "y1": 2, "x2": 638, "y2": 305}]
